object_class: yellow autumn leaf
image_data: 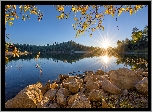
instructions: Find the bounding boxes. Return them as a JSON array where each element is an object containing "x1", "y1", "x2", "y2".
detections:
[
  {"x1": 5, "y1": 14, "x2": 9, "y2": 17},
  {"x1": 9, "y1": 21, "x2": 13, "y2": 26},
  {"x1": 58, "y1": 6, "x2": 64, "y2": 11},
  {"x1": 72, "y1": 7, "x2": 76, "y2": 12},
  {"x1": 83, "y1": 22, "x2": 89, "y2": 30},
  {"x1": 10, "y1": 18, "x2": 14, "y2": 20},
  {"x1": 90, "y1": 34, "x2": 92, "y2": 37},
  {"x1": 57, "y1": 16, "x2": 61, "y2": 19},
  {"x1": 13, "y1": 5, "x2": 16, "y2": 9},
  {"x1": 74, "y1": 18, "x2": 78, "y2": 21},
  {"x1": 101, "y1": 26, "x2": 104, "y2": 31},
  {"x1": 6, "y1": 5, "x2": 11, "y2": 9},
  {"x1": 96, "y1": 14, "x2": 99, "y2": 18},
  {"x1": 121, "y1": 8, "x2": 125, "y2": 11},
  {"x1": 130, "y1": 9, "x2": 133, "y2": 15},
  {"x1": 60, "y1": 13, "x2": 64, "y2": 18}
]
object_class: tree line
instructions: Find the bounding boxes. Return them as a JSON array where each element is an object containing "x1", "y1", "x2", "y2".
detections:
[{"x1": 114, "y1": 25, "x2": 148, "y2": 54}]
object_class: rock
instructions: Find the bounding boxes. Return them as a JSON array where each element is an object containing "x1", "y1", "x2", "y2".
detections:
[
  {"x1": 59, "y1": 74, "x2": 69, "y2": 81},
  {"x1": 56, "y1": 94, "x2": 66, "y2": 107},
  {"x1": 88, "y1": 71, "x2": 95, "y2": 74},
  {"x1": 142, "y1": 72, "x2": 148, "y2": 77},
  {"x1": 97, "y1": 69, "x2": 104, "y2": 75},
  {"x1": 88, "y1": 89, "x2": 103, "y2": 102},
  {"x1": 66, "y1": 76, "x2": 76, "y2": 82},
  {"x1": 93, "y1": 75, "x2": 103, "y2": 81},
  {"x1": 84, "y1": 71, "x2": 88, "y2": 75},
  {"x1": 145, "y1": 68, "x2": 148, "y2": 72},
  {"x1": 50, "y1": 82, "x2": 58, "y2": 89},
  {"x1": 41, "y1": 80, "x2": 51, "y2": 95},
  {"x1": 84, "y1": 73, "x2": 93, "y2": 82},
  {"x1": 56, "y1": 88, "x2": 70, "y2": 107},
  {"x1": 68, "y1": 93, "x2": 91, "y2": 108},
  {"x1": 101, "y1": 78, "x2": 121, "y2": 94},
  {"x1": 86, "y1": 80, "x2": 100, "y2": 91},
  {"x1": 80, "y1": 87, "x2": 85, "y2": 93},
  {"x1": 5, "y1": 83, "x2": 43, "y2": 108},
  {"x1": 62, "y1": 82, "x2": 69, "y2": 89},
  {"x1": 102, "y1": 98, "x2": 109, "y2": 108},
  {"x1": 52, "y1": 78, "x2": 60, "y2": 84},
  {"x1": 43, "y1": 89, "x2": 57, "y2": 100},
  {"x1": 122, "y1": 89, "x2": 128, "y2": 95},
  {"x1": 108, "y1": 70, "x2": 115, "y2": 75},
  {"x1": 37, "y1": 97, "x2": 50, "y2": 108},
  {"x1": 136, "y1": 68, "x2": 144, "y2": 75},
  {"x1": 48, "y1": 103, "x2": 59, "y2": 108},
  {"x1": 101, "y1": 75, "x2": 109, "y2": 80},
  {"x1": 69, "y1": 78, "x2": 81, "y2": 94},
  {"x1": 109, "y1": 68, "x2": 143, "y2": 89},
  {"x1": 135, "y1": 77, "x2": 148, "y2": 94}
]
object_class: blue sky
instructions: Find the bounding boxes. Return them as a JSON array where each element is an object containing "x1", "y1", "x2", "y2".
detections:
[{"x1": 5, "y1": 5, "x2": 148, "y2": 48}]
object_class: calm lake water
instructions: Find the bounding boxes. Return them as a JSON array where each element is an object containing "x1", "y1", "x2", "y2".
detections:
[{"x1": 5, "y1": 54, "x2": 148, "y2": 102}]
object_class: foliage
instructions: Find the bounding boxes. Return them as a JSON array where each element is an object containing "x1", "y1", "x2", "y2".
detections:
[
  {"x1": 5, "y1": 5, "x2": 146, "y2": 37},
  {"x1": 54, "y1": 5, "x2": 146, "y2": 37},
  {"x1": 115, "y1": 25, "x2": 148, "y2": 53},
  {"x1": 5, "y1": 5, "x2": 43, "y2": 26}
]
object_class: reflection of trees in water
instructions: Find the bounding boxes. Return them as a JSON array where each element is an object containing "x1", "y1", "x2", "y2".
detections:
[
  {"x1": 5, "y1": 53, "x2": 101, "y2": 64},
  {"x1": 115, "y1": 54, "x2": 148, "y2": 70},
  {"x1": 5, "y1": 53, "x2": 148, "y2": 71}
]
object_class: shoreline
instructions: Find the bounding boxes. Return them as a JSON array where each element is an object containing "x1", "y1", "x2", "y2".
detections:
[{"x1": 5, "y1": 68, "x2": 148, "y2": 108}]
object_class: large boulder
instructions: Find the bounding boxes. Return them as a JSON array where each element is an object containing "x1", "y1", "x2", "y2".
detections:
[
  {"x1": 101, "y1": 78, "x2": 121, "y2": 94},
  {"x1": 135, "y1": 77, "x2": 148, "y2": 94},
  {"x1": 67, "y1": 93, "x2": 91, "y2": 108},
  {"x1": 5, "y1": 82, "x2": 43, "y2": 108},
  {"x1": 109, "y1": 68, "x2": 143, "y2": 89}
]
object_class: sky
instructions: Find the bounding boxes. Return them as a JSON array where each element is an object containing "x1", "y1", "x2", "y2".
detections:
[{"x1": 5, "y1": 5, "x2": 148, "y2": 48}]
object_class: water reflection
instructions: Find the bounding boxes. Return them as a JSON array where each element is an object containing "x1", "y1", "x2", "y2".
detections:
[
  {"x1": 115, "y1": 54, "x2": 148, "y2": 71},
  {"x1": 102, "y1": 55, "x2": 109, "y2": 64},
  {"x1": 5, "y1": 53, "x2": 148, "y2": 71}
]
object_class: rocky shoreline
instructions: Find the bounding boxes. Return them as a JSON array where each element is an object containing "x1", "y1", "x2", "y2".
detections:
[{"x1": 5, "y1": 68, "x2": 148, "y2": 108}]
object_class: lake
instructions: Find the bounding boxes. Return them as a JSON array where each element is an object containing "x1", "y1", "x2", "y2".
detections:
[{"x1": 5, "y1": 53, "x2": 148, "y2": 102}]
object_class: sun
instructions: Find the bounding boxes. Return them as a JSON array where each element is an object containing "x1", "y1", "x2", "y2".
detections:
[
  {"x1": 102, "y1": 55, "x2": 109, "y2": 64},
  {"x1": 102, "y1": 39, "x2": 110, "y2": 49}
]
